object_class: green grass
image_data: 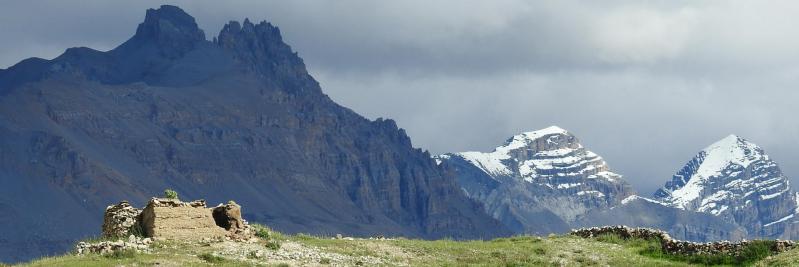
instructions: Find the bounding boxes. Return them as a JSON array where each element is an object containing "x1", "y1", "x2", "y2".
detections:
[
  {"x1": 590, "y1": 233, "x2": 778, "y2": 266},
  {"x1": 197, "y1": 252, "x2": 225, "y2": 263},
  {"x1": 251, "y1": 224, "x2": 284, "y2": 240},
  {"x1": 103, "y1": 249, "x2": 138, "y2": 260},
  {"x1": 13, "y1": 230, "x2": 799, "y2": 267}
]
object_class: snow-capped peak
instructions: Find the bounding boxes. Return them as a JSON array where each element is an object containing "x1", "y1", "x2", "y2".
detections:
[
  {"x1": 439, "y1": 126, "x2": 634, "y2": 224},
  {"x1": 654, "y1": 135, "x2": 796, "y2": 228},
  {"x1": 448, "y1": 126, "x2": 627, "y2": 188},
  {"x1": 496, "y1": 125, "x2": 570, "y2": 153},
  {"x1": 699, "y1": 134, "x2": 763, "y2": 173},
  {"x1": 657, "y1": 135, "x2": 769, "y2": 209},
  {"x1": 450, "y1": 126, "x2": 574, "y2": 177}
]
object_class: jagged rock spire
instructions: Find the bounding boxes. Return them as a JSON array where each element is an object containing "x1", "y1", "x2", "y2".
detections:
[
  {"x1": 216, "y1": 18, "x2": 305, "y2": 75},
  {"x1": 114, "y1": 5, "x2": 206, "y2": 58}
]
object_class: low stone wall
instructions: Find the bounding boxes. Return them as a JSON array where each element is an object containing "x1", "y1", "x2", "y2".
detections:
[
  {"x1": 570, "y1": 225, "x2": 797, "y2": 256},
  {"x1": 102, "y1": 201, "x2": 142, "y2": 238}
]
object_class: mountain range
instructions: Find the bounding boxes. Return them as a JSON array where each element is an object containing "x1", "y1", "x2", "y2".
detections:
[
  {"x1": 438, "y1": 127, "x2": 799, "y2": 242},
  {"x1": 1, "y1": 4, "x2": 798, "y2": 264}
]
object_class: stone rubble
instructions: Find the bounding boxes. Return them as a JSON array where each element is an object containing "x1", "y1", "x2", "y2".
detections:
[
  {"x1": 571, "y1": 225, "x2": 797, "y2": 256},
  {"x1": 75, "y1": 235, "x2": 153, "y2": 255}
]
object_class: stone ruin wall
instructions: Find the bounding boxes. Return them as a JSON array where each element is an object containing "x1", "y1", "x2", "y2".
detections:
[
  {"x1": 101, "y1": 198, "x2": 252, "y2": 241},
  {"x1": 102, "y1": 201, "x2": 142, "y2": 238},
  {"x1": 140, "y1": 198, "x2": 227, "y2": 240},
  {"x1": 571, "y1": 225, "x2": 797, "y2": 256}
]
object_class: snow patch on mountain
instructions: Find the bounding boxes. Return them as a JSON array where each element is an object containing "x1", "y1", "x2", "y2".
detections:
[
  {"x1": 621, "y1": 195, "x2": 668, "y2": 206},
  {"x1": 764, "y1": 214, "x2": 795, "y2": 227},
  {"x1": 458, "y1": 151, "x2": 512, "y2": 177}
]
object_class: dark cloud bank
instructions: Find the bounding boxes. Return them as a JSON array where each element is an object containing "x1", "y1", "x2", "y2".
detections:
[{"x1": 2, "y1": 0, "x2": 798, "y2": 194}]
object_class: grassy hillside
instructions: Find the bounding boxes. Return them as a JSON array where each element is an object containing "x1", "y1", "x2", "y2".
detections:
[{"x1": 13, "y1": 226, "x2": 799, "y2": 266}]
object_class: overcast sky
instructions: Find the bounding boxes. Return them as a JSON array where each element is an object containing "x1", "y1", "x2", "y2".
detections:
[{"x1": 2, "y1": 0, "x2": 799, "y2": 194}]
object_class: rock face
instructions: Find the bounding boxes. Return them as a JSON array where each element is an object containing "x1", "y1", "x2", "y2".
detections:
[
  {"x1": 0, "y1": 5, "x2": 505, "y2": 262},
  {"x1": 437, "y1": 126, "x2": 634, "y2": 234},
  {"x1": 653, "y1": 135, "x2": 799, "y2": 239},
  {"x1": 140, "y1": 198, "x2": 227, "y2": 240}
]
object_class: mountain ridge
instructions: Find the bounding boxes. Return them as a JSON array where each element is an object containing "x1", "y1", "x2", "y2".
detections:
[
  {"x1": 439, "y1": 127, "x2": 799, "y2": 242},
  {"x1": 436, "y1": 126, "x2": 635, "y2": 234},
  {"x1": 0, "y1": 5, "x2": 507, "y2": 263}
]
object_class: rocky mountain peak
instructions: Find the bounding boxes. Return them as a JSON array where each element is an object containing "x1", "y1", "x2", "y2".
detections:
[
  {"x1": 139, "y1": 5, "x2": 204, "y2": 38},
  {"x1": 702, "y1": 134, "x2": 764, "y2": 169},
  {"x1": 457, "y1": 126, "x2": 618, "y2": 184},
  {"x1": 438, "y1": 126, "x2": 634, "y2": 233},
  {"x1": 116, "y1": 5, "x2": 206, "y2": 58},
  {"x1": 215, "y1": 18, "x2": 310, "y2": 91},
  {"x1": 492, "y1": 126, "x2": 574, "y2": 156},
  {"x1": 654, "y1": 135, "x2": 797, "y2": 237}
]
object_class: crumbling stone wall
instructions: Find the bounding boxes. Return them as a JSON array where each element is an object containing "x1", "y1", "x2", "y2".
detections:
[
  {"x1": 571, "y1": 225, "x2": 797, "y2": 256},
  {"x1": 101, "y1": 197, "x2": 255, "y2": 241},
  {"x1": 140, "y1": 198, "x2": 227, "y2": 240},
  {"x1": 212, "y1": 201, "x2": 254, "y2": 241},
  {"x1": 102, "y1": 201, "x2": 142, "y2": 238}
]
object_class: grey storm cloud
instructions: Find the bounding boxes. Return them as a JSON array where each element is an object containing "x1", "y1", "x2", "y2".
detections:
[{"x1": 2, "y1": 0, "x2": 799, "y2": 194}]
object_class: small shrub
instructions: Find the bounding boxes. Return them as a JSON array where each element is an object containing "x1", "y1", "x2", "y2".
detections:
[
  {"x1": 254, "y1": 226, "x2": 270, "y2": 239},
  {"x1": 575, "y1": 256, "x2": 597, "y2": 265},
  {"x1": 104, "y1": 249, "x2": 137, "y2": 259},
  {"x1": 198, "y1": 253, "x2": 225, "y2": 263},
  {"x1": 737, "y1": 240, "x2": 775, "y2": 264},
  {"x1": 164, "y1": 189, "x2": 178, "y2": 199},
  {"x1": 251, "y1": 224, "x2": 285, "y2": 241},
  {"x1": 490, "y1": 251, "x2": 505, "y2": 258},
  {"x1": 295, "y1": 233, "x2": 314, "y2": 240},
  {"x1": 533, "y1": 247, "x2": 546, "y2": 255},
  {"x1": 319, "y1": 257, "x2": 331, "y2": 264},
  {"x1": 265, "y1": 240, "x2": 281, "y2": 250},
  {"x1": 128, "y1": 223, "x2": 145, "y2": 237},
  {"x1": 276, "y1": 264, "x2": 290, "y2": 267}
]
